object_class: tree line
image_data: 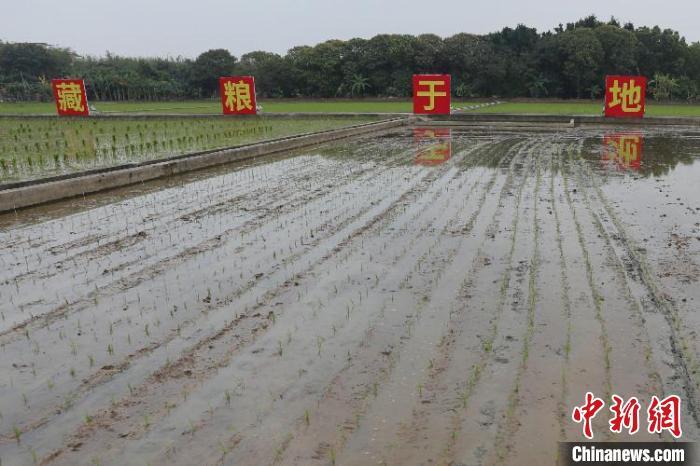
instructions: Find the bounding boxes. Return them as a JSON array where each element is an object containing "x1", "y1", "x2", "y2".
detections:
[{"x1": 2, "y1": 15, "x2": 699, "y2": 102}]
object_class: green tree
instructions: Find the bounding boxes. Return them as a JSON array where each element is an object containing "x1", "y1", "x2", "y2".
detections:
[
  {"x1": 189, "y1": 49, "x2": 237, "y2": 97},
  {"x1": 556, "y1": 28, "x2": 604, "y2": 98},
  {"x1": 237, "y1": 51, "x2": 288, "y2": 97},
  {"x1": 649, "y1": 73, "x2": 679, "y2": 100},
  {"x1": 349, "y1": 74, "x2": 370, "y2": 96},
  {"x1": 594, "y1": 24, "x2": 638, "y2": 75},
  {"x1": 2, "y1": 16, "x2": 700, "y2": 102}
]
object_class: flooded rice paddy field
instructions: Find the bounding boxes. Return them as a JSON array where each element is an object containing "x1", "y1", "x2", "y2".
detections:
[
  {"x1": 0, "y1": 116, "x2": 379, "y2": 183},
  {"x1": 0, "y1": 125, "x2": 699, "y2": 465}
]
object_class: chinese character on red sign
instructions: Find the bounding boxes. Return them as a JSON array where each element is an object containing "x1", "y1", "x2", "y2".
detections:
[
  {"x1": 413, "y1": 74, "x2": 451, "y2": 115},
  {"x1": 414, "y1": 128, "x2": 451, "y2": 165},
  {"x1": 609, "y1": 395, "x2": 641, "y2": 435},
  {"x1": 648, "y1": 395, "x2": 682, "y2": 438},
  {"x1": 604, "y1": 75, "x2": 646, "y2": 118},
  {"x1": 51, "y1": 79, "x2": 89, "y2": 116},
  {"x1": 572, "y1": 392, "x2": 605, "y2": 439},
  {"x1": 602, "y1": 133, "x2": 643, "y2": 170},
  {"x1": 219, "y1": 76, "x2": 257, "y2": 115}
]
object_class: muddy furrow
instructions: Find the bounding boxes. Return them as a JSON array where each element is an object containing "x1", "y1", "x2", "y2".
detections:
[
  {"x1": 0, "y1": 144, "x2": 411, "y2": 331},
  {"x1": 0, "y1": 153, "x2": 323, "y2": 267},
  {"x1": 343, "y1": 138, "x2": 541, "y2": 466},
  {"x1": 247, "y1": 138, "x2": 529, "y2": 466},
  {"x1": 42, "y1": 137, "x2": 516, "y2": 464},
  {"x1": 494, "y1": 137, "x2": 657, "y2": 465},
  {"x1": 37, "y1": 137, "x2": 520, "y2": 466},
  {"x1": 0, "y1": 144, "x2": 418, "y2": 342},
  {"x1": 0, "y1": 156, "x2": 322, "y2": 288},
  {"x1": 0, "y1": 145, "x2": 432, "y2": 444},
  {"x1": 2, "y1": 136, "x2": 395, "y2": 263},
  {"x1": 435, "y1": 137, "x2": 539, "y2": 466},
  {"x1": 571, "y1": 142, "x2": 700, "y2": 437},
  {"x1": 0, "y1": 139, "x2": 399, "y2": 304},
  {"x1": 0, "y1": 139, "x2": 493, "y2": 465}
]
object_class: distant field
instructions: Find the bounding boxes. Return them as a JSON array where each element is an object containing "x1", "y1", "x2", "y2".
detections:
[
  {"x1": 473, "y1": 101, "x2": 700, "y2": 117},
  {"x1": 0, "y1": 100, "x2": 473, "y2": 114},
  {"x1": 2, "y1": 99, "x2": 700, "y2": 116}
]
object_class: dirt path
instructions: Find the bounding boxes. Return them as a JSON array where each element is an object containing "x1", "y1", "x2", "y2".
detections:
[{"x1": 1, "y1": 126, "x2": 699, "y2": 466}]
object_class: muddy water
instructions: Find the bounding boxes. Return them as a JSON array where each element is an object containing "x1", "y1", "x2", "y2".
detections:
[{"x1": 0, "y1": 125, "x2": 699, "y2": 466}]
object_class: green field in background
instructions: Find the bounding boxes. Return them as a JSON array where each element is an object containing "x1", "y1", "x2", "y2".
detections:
[
  {"x1": 2, "y1": 99, "x2": 700, "y2": 116},
  {"x1": 472, "y1": 102, "x2": 700, "y2": 117},
  {"x1": 0, "y1": 100, "x2": 480, "y2": 114}
]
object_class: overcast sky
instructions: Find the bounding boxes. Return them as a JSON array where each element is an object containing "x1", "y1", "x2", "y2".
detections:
[{"x1": 1, "y1": 0, "x2": 698, "y2": 58}]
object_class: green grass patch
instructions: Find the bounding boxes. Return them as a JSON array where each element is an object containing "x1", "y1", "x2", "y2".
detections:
[
  {"x1": 3, "y1": 99, "x2": 700, "y2": 116},
  {"x1": 0, "y1": 99, "x2": 480, "y2": 115},
  {"x1": 469, "y1": 101, "x2": 700, "y2": 117}
]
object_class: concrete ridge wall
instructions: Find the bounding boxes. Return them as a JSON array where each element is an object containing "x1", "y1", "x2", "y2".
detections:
[{"x1": 0, "y1": 117, "x2": 410, "y2": 213}]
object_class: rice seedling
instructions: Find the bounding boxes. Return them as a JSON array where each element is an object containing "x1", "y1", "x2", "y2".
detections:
[
  {"x1": 218, "y1": 440, "x2": 230, "y2": 460},
  {"x1": 0, "y1": 117, "x2": 377, "y2": 183},
  {"x1": 316, "y1": 336, "x2": 325, "y2": 356}
]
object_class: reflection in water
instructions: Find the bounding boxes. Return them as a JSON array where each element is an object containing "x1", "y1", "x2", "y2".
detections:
[
  {"x1": 602, "y1": 133, "x2": 643, "y2": 171},
  {"x1": 593, "y1": 130, "x2": 700, "y2": 177},
  {"x1": 414, "y1": 128, "x2": 451, "y2": 166}
]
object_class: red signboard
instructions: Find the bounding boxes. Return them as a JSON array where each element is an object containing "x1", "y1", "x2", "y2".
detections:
[
  {"x1": 220, "y1": 76, "x2": 257, "y2": 115},
  {"x1": 51, "y1": 79, "x2": 89, "y2": 116},
  {"x1": 413, "y1": 74, "x2": 451, "y2": 115},
  {"x1": 604, "y1": 75, "x2": 646, "y2": 118},
  {"x1": 414, "y1": 128, "x2": 451, "y2": 165},
  {"x1": 602, "y1": 133, "x2": 643, "y2": 170}
]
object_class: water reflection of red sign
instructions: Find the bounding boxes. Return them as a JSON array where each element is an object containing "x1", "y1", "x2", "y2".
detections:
[
  {"x1": 414, "y1": 128, "x2": 452, "y2": 165},
  {"x1": 602, "y1": 133, "x2": 643, "y2": 170}
]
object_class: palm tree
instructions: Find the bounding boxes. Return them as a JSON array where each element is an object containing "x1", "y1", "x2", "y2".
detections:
[{"x1": 349, "y1": 74, "x2": 370, "y2": 97}]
